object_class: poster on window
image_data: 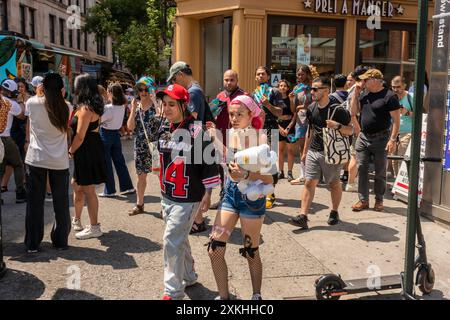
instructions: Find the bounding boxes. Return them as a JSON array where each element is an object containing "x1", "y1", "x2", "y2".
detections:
[{"x1": 297, "y1": 34, "x2": 311, "y2": 66}]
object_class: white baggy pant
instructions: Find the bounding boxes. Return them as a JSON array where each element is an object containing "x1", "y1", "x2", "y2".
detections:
[{"x1": 161, "y1": 197, "x2": 200, "y2": 300}]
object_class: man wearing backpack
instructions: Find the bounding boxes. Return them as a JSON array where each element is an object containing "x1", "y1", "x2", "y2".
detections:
[
  {"x1": 390, "y1": 76, "x2": 413, "y2": 178},
  {"x1": 288, "y1": 77, "x2": 352, "y2": 230},
  {"x1": 350, "y1": 69, "x2": 401, "y2": 212}
]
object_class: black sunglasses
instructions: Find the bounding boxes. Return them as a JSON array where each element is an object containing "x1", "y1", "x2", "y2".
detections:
[
  {"x1": 311, "y1": 86, "x2": 328, "y2": 92},
  {"x1": 138, "y1": 88, "x2": 147, "y2": 93}
]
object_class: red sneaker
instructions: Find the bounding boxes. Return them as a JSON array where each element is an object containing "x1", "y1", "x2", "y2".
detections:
[{"x1": 162, "y1": 295, "x2": 172, "y2": 300}]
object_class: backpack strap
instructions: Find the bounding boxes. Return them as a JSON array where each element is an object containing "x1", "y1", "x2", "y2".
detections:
[
  {"x1": 327, "y1": 103, "x2": 342, "y2": 121},
  {"x1": 331, "y1": 92, "x2": 345, "y2": 104}
]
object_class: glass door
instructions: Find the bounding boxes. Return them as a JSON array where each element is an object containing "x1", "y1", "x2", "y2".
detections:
[{"x1": 202, "y1": 16, "x2": 231, "y2": 101}]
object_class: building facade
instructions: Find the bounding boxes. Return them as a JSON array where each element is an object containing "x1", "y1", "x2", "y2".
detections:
[
  {"x1": 0, "y1": 0, "x2": 113, "y2": 63},
  {"x1": 174, "y1": 0, "x2": 434, "y2": 99}
]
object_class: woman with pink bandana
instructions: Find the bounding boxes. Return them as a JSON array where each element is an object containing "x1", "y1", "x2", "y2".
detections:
[{"x1": 206, "y1": 95, "x2": 274, "y2": 300}]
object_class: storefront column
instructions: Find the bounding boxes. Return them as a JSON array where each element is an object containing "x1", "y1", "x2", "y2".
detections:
[
  {"x1": 342, "y1": 17, "x2": 357, "y2": 75},
  {"x1": 174, "y1": 16, "x2": 201, "y2": 81},
  {"x1": 232, "y1": 9, "x2": 266, "y2": 92}
]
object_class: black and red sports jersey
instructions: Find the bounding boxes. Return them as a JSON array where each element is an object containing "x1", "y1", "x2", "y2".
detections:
[{"x1": 157, "y1": 118, "x2": 220, "y2": 203}]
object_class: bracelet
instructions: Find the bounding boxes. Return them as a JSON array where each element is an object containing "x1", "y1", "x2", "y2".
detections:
[{"x1": 390, "y1": 137, "x2": 397, "y2": 142}]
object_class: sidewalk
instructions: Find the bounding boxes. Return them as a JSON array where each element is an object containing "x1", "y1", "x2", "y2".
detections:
[{"x1": 1, "y1": 139, "x2": 449, "y2": 300}]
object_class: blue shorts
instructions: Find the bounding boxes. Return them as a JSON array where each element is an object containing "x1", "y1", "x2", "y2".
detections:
[{"x1": 218, "y1": 181, "x2": 266, "y2": 219}]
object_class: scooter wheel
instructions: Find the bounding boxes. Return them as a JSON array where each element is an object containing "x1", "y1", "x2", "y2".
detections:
[
  {"x1": 315, "y1": 276, "x2": 344, "y2": 300},
  {"x1": 417, "y1": 264, "x2": 435, "y2": 295}
]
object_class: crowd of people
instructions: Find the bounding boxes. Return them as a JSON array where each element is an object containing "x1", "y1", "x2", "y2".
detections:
[{"x1": 0, "y1": 60, "x2": 420, "y2": 300}]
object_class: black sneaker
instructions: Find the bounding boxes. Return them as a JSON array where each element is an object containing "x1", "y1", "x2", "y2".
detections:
[
  {"x1": 327, "y1": 210, "x2": 340, "y2": 225},
  {"x1": 16, "y1": 191, "x2": 27, "y2": 204},
  {"x1": 288, "y1": 214, "x2": 309, "y2": 229},
  {"x1": 278, "y1": 171, "x2": 285, "y2": 179},
  {"x1": 287, "y1": 171, "x2": 294, "y2": 182}
]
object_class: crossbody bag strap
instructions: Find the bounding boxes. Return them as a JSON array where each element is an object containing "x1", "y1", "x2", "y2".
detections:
[{"x1": 138, "y1": 104, "x2": 155, "y2": 152}]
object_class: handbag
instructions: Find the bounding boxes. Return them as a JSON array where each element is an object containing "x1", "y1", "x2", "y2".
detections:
[{"x1": 322, "y1": 105, "x2": 350, "y2": 165}]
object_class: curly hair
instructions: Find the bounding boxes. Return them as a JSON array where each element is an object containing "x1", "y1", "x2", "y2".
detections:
[{"x1": 309, "y1": 65, "x2": 320, "y2": 79}]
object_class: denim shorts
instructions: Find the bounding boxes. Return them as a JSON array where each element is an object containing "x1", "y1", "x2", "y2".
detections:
[{"x1": 218, "y1": 181, "x2": 266, "y2": 219}]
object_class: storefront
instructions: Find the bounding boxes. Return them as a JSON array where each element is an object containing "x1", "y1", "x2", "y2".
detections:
[{"x1": 174, "y1": 0, "x2": 434, "y2": 99}]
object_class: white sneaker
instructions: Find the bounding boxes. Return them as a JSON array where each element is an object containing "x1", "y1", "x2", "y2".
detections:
[
  {"x1": 71, "y1": 218, "x2": 84, "y2": 231},
  {"x1": 121, "y1": 189, "x2": 136, "y2": 195},
  {"x1": 98, "y1": 193, "x2": 117, "y2": 198},
  {"x1": 75, "y1": 224, "x2": 103, "y2": 240},
  {"x1": 345, "y1": 183, "x2": 357, "y2": 192},
  {"x1": 251, "y1": 293, "x2": 263, "y2": 300}
]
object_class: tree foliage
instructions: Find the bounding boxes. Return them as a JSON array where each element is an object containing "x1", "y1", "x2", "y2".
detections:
[{"x1": 84, "y1": 0, "x2": 176, "y2": 79}]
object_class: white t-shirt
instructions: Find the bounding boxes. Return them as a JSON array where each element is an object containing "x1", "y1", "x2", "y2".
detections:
[
  {"x1": 25, "y1": 96, "x2": 69, "y2": 170},
  {"x1": 101, "y1": 104, "x2": 126, "y2": 130},
  {"x1": 0, "y1": 96, "x2": 22, "y2": 137}
]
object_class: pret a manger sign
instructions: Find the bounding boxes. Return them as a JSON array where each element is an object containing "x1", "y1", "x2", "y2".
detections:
[{"x1": 302, "y1": 0, "x2": 405, "y2": 17}]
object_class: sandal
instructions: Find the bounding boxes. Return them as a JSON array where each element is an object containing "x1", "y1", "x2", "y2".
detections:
[
  {"x1": 128, "y1": 204, "x2": 144, "y2": 216},
  {"x1": 190, "y1": 220, "x2": 207, "y2": 234}
]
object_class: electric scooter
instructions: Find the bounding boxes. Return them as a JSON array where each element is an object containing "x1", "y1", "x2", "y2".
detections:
[{"x1": 314, "y1": 155, "x2": 440, "y2": 300}]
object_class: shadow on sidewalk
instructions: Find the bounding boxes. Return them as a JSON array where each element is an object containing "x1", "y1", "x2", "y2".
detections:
[
  {"x1": 185, "y1": 282, "x2": 218, "y2": 300},
  {"x1": 52, "y1": 288, "x2": 103, "y2": 300},
  {"x1": 265, "y1": 198, "x2": 328, "y2": 225},
  {"x1": 0, "y1": 269, "x2": 45, "y2": 300},
  {"x1": 6, "y1": 230, "x2": 162, "y2": 270},
  {"x1": 292, "y1": 220, "x2": 400, "y2": 243}
]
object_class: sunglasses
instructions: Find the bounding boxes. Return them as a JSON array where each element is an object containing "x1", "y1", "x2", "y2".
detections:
[
  {"x1": 311, "y1": 86, "x2": 328, "y2": 92},
  {"x1": 138, "y1": 88, "x2": 148, "y2": 93}
]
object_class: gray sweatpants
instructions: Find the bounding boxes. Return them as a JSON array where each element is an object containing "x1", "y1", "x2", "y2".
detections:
[
  {"x1": 161, "y1": 197, "x2": 200, "y2": 300},
  {"x1": 355, "y1": 131, "x2": 390, "y2": 202}
]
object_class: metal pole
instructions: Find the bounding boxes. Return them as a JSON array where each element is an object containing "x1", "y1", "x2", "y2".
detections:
[{"x1": 403, "y1": 0, "x2": 428, "y2": 297}]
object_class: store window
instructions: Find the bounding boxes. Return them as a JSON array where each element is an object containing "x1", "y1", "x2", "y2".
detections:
[
  {"x1": 356, "y1": 22, "x2": 416, "y2": 86},
  {"x1": 267, "y1": 16, "x2": 343, "y2": 86}
]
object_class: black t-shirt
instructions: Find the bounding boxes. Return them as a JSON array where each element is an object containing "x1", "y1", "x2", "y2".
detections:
[
  {"x1": 279, "y1": 96, "x2": 294, "y2": 116},
  {"x1": 306, "y1": 101, "x2": 351, "y2": 152},
  {"x1": 157, "y1": 118, "x2": 220, "y2": 203},
  {"x1": 359, "y1": 88, "x2": 400, "y2": 134}
]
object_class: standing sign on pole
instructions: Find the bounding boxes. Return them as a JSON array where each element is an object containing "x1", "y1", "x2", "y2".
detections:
[{"x1": 392, "y1": 114, "x2": 428, "y2": 203}]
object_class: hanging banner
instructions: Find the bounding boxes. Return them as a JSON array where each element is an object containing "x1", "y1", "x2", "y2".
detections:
[
  {"x1": 392, "y1": 114, "x2": 428, "y2": 203},
  {"x1": 445, "y1": 68, "x2": 450, "y2": 171},
  {"x1": 297, "y1": 34, "x2": 311, "y2": 66},
  {"x1": 21, "y1": 63, "x2": 32, "y2": 83}
]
